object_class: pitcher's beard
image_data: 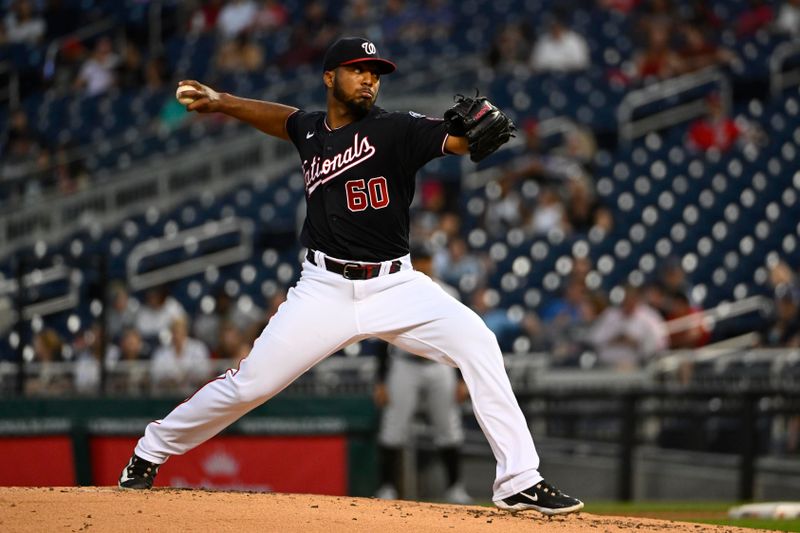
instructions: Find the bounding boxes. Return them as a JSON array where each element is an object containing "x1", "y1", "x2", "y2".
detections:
[{"x1": 333, "y1": 81, "x2": 373, "y2": 119}]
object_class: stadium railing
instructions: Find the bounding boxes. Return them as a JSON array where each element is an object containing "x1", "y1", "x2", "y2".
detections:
[
  {"x1": 770, "y1": 40, "x2": 800, "y2": 98},
  {"x1": 617, "y1": 67, "x2": 732, "y2": 145}
]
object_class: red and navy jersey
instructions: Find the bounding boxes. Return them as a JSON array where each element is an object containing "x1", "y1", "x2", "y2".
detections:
[{"x1": 285, "y1": 105, "x2": 450, "y2": 262}]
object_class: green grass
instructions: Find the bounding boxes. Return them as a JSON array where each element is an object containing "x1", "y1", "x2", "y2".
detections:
[{"x1": 585, "y1": 501, "x2": 800, "y2": 532}]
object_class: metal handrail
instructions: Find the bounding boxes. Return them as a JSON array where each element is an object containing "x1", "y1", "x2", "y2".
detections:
[
  {"x1": 770, "y1": 40, "x2": 800, "y2": 98},
  {"x1": 42, "y1": 18, "x2": 118, "y2": 84},
  {"x1": 0, "y1": 264, "x2": 80, "y2": 321},
  {"x1": 617, "y1": 67, "x2": 731, "y2": 145},
  {"x1": 126, "y1": 217, "x2": 254, "y2": 291},
  {"x1": 663, "y1": 295, "x2": 771, "y2": 334}
]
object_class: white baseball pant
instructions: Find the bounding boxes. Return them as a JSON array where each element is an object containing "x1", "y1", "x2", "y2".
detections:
[{"x1": 134, "y1": 251, "x2": 543, "y2": 500}]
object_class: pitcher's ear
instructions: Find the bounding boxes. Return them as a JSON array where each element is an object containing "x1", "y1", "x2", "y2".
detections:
[{"x1": 323, "y1": 70, "x2": 335, "y2": 89}]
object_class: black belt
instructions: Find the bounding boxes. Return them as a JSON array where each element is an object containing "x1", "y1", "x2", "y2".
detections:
[{"x1": 306, "y1": 250, "x2": 402, "y2": 280}]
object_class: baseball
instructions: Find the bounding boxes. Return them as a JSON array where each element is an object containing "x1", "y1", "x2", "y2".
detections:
[{"x1": 175, "y1": 84, "x2": 198, "y2": 106}]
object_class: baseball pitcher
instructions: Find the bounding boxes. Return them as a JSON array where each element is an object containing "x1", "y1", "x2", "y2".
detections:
[{"x1": 118, "y1": 37, "x2": 583, "y2": 516}]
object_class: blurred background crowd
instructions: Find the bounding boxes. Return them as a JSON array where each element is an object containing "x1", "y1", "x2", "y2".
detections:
[
  {"x1": 0, "y1": 0, "x2": 798, "y2": 421},
  {"x1": 2, "y1": 0, "x2": 799, "y2": 205}
]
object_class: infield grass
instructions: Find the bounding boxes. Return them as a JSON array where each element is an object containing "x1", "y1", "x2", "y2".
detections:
[{"x1": 584, "y1": 501, "x2": 800, "y2": 532}]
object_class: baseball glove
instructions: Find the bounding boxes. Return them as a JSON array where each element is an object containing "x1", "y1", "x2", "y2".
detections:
[{"x1": 444, "y1": 94, "x2": 515, "y2": 162}]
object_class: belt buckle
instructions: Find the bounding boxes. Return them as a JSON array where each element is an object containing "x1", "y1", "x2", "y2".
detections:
[{"x1": 342, "y1": 263, "x2": 361, "y2": 280}]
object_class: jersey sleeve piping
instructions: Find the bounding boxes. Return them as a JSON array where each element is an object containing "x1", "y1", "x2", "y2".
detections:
[{"x1": 285, "y1": 109, "x2": 301, "y2": 143}]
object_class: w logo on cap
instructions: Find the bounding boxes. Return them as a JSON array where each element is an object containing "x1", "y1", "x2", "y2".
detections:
[{"x1": 323, "y1": 37, "x2": 396, "y2": 74}]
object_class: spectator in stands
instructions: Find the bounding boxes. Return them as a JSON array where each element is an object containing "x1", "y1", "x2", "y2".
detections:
[
  {"x1": 189, "y1": 0, "x2": 224, "y2": 34},
  {"x1": 633, "y1": 25, "x2": 684, "y2": 82},
  {"x1": 643, "y1": 280, "x2": 669, "y2": 318},
  {"x1": 587, "y1": 285, "x2": 668, "y2": 370},
  {"x1": 736, "y1": 0, "x2": 774, "y2": 38},
  {"x1": 471, "y1": 286, "x2": 544, "y2": 352},
  {"x1": 487, "y1": 22, "x2": 531, "y2": 74},
  {"x1": 5, "y1": 0, "x2": 46, "y2": 44},
  {"x1": 73, "y1": 323, "x2": 105, "y2": 395},
  {"x1": 215, "y1": 31, "x2": 265, "y2": 74},
  {"x1": 559, "y1": 123, "x2": 598, "y2": 169},
  {"x1": 657, "y1": 256, "x2": 694, "y2": 302},
  {"x1": 499, "y1": 119, "x2": 594, "y2": 185},
  {"x1": 571, "y1": 255, "x2": 595, "y2": 287},
  {"x1": 540, "y1": 278, "x2": 599, "y2": 364},
  {"x1": 529, "y1": 14, "x2": 590, "y2": 73},
  {"x1": 481, "y1": 177, "x2": 530, "y2": 239},
  {"x1": 116, "y1": 42, "x2": 145, "y2": 90},
  {"x1": 759, "y1": 284, "x2": 800, "y2": 347},
  {"x1": 193, "y1": 287, "x2": 264, "y2": 351},
  {"x1": 529, "y1": 186, "x2": 568, "y2": 236},
  {"x1": 107, "y1": 281, "x2": 140, "y2": 341},
  {"x1": 342, "y1": 0, "x2": 382, "y2": 42},
  {"x1": 278, "y1": 1, "x2": 338, "y2": 67},
  {"x1": 433, "y1": 236, "x2": 487, "y2": 291},
  {"x1": 564, "y1": 179, "x2": 613, "y2": 236},
  {"x1": 686, "y1": 93, "x2": 742, "y2": 153},
  {"x1": 541, "y1": 279, "x2": 598, "y2": 329},
  {"x1": 768, "y1": 258, "x2": 797, "y2": 289},
  {"x1": 775, "y1": 0, "x2": 800, "y2": 36},
  {"x1": 156, "y1": 96, "x2": 191, "y2": 133},
  {"x1": 433, "y1": 212, "x2": 463, "y2": 248},
  {"x1": 677, "y1": 25, "x2": 737, "y2": 75},
  {"x1": 252, "y1": 0, "x2": 289, "y2": 35},
  {"x1": 74, "y1": 36, "x2": 119, "y2": 97},
  {"x1": 217, "y1": 0, "x2": 258, "y2": 39},
  {"x1": 135, "y1": 284, "x2": 187, "y2": 341},
  {"x1": 150, "y1": 317, "x2": 212, "y2": 394},
  {"x1": 25, "y1": 328, "x2": 70, "y2": 396},
  {"x1": 108, "y1": 326, "x2": 149, "y2": 363},
  {"x1": 216, "y1": 320, "x2": 251, "y2": 364},
  {"x1": 52, "y1": 141, "x2": 89, "y2": 195},
  {"x1": 665, "y1": 291, "x2": 710, "y2": 349},
  {"x1": 106, "y1": 327, "x2": 149, "y2": 394},
  {"x1": 3, "y1": 109, "x2": 43, "y2": 154},
  {"x1": 410, "y1": 177, "x2": 459, "y2": 243}
]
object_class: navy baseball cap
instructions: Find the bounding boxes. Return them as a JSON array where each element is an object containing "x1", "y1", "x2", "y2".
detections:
[{"x1": 322, "y1": 37, "x2": 396, "y2": 74}]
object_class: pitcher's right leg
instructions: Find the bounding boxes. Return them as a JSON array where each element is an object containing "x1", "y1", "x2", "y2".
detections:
[
  {"x1": 121, "y1": 263, "x2": 358, "y2": 487},
  {"x1": 134, "y1": 330, "x2": 336, "y2": 464}
]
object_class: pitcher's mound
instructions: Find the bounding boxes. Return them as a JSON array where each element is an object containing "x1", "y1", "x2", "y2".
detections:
[{"x1": 0, "y1": 487, "x2": 771, "y2": 532}]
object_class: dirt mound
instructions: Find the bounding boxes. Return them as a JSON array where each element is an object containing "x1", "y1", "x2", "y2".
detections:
[{"x1": 0, "y1": 487, "x2": 770, "y2": 533}]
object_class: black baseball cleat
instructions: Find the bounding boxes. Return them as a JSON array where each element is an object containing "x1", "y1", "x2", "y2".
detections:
[
  {"x1": 118, "y1": 454, "x2": 160, "y2": 489},
  {"x1": 494, "y1": 479, "x2": 584, "y2": 516}
]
